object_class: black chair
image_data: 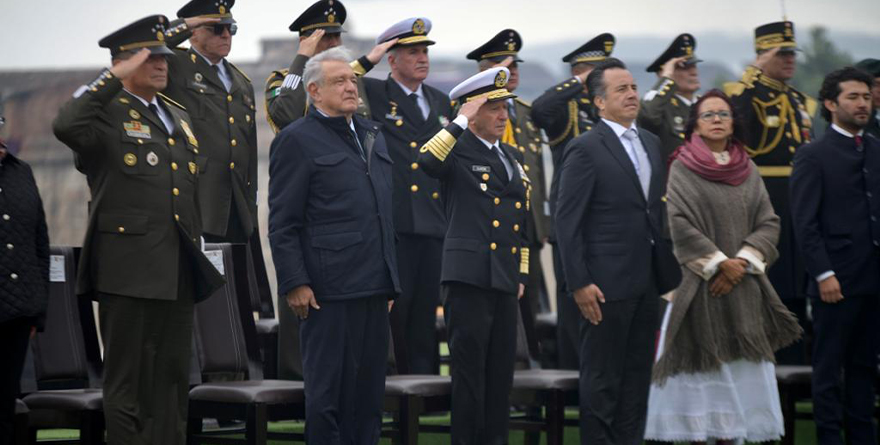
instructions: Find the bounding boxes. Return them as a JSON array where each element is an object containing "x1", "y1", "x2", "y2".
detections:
[
  {"x1": 21, "y1": 246, "x2": 105, "y2": 445},
  {"x1": 243, "y1": 237, "x2": 279, "y2": 380},
  {"x1": 508, "y1": 300, "x2": 579, "y2": 445},
  {"x1": 13, "y1": 399, "x2": 28, "y2": 445},
  {"x1": 187, "y1": 243, "x2": 305, "y2": 445},
  {"x1": 775, "y1": 365, "x2": 813, "y2": 445}
]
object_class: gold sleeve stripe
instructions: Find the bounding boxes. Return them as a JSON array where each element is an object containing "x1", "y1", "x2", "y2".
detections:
[
  {"x1": 757, "y1": 166, "x2": 792, "y2": 177},
  {"x1": 419, "y1": 129, "x2": 457, "y2": 161},
  {"x1": 520, "y1": 247, "x2": 530, "y2": 274},
  {"x1": 350, "y1": 60, "x2": 367, "y2": 76}
]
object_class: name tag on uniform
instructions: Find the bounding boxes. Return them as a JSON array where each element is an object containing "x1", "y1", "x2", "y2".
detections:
[
  {"x1": 123, "y1": 121, "x2": 151, "y2": 139},
  {"x1": 472, "y1": 165, "x2": 491, "y2": 173}
]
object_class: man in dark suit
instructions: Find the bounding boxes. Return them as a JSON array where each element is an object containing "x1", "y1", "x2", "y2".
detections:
[
  {"x1": 855, "y1": 58, "x2": 880, "y2": 139},
  {"x1": 530, "y1": 32, "x2": 614, "y2": 369},
  {"x1": 362, "y1": 17, "x2": 453, "y2": 374},
  {"x1": 53, "y1": 16, "x2": 225, "y2": 444},
  {"x1": 418, "y1": 67, "x2": 529, "y2": 444},
  {"x1": 790, "y1": 67, "x2": 880, "y2": 445},
  {"x1": 555, "y1": 58, "x2": 680, "y2": 445},
  {"x1": 267, "y1": 46, "x2": 400, "y2": 444}
]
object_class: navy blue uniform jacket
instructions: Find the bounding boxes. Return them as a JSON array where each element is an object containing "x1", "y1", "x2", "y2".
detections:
[
  {"x1": 268, "y1": 106, "x2": 400, "y2": 301},
  {"x1": 790, "y1": 130, "x2": 880, "y2": 298}
]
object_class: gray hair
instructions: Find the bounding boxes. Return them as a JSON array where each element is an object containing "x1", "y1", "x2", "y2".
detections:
[{"x1": 303, "y1": 46, "x2": 354, "y2": 103}]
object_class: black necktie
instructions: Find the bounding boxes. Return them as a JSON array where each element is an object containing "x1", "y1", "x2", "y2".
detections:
[
  {"x1": 855, "y1": 134, "x2": 864, "y2": 152},
  {"x1": 409, "y1": 93, "x2": 426, "y2": 122},
  {"x1": 488, "y1": 145, "x2": 510, "y2": 185}
]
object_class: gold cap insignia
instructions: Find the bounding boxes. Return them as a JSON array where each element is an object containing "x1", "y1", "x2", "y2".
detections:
[
  {"x1": 328, "y1": 13, "x2": 335, "y2": 23},
  {"x1": 218, "y1": 5, "x2": 226, "y2": 14},
  {"x1": 604, "y1": 41, "x2": 614, "y2": 53},
  {"x1": 507, "y1": 42, "x2": 516, "y2": 51},
  {"x1": 685, "y1": 46, "x2": 693, "y2": 56},
  {"x1": 129, "y1": 109, "x2": 140, "y2": 120},
  {"x1": 412, "y1": 19, "x2": 426, "y2": 35},
  {"x1": 494, "y1": 70, "x2": 508, "y2": 88},
  {"x1": 124, "y1": 153, "x2": 137, "y2": 166},
  {"x1": 157, "y1": 31, "x2": 165, "y2": 42}
]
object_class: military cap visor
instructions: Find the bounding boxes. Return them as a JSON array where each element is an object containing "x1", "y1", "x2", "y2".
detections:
[
  {"x1": 377, "y1": 18, "x2": 435, "y2": 48},
  {"x1": 467, "y1": 29, "x2": 524, "y2": 63},
  {"x1": 645, "y1": 33, "x2": 701, "y2": 73},
  {"x1": 449, "y1": 67, "x2": 517, "y2": 103},
  {"x1": 289, "y1": 0, "x2": 346, "y2": 34},
  {"x1": 562, "y1": 33, "x2": 615, "y2": 65},
  {"x1": 177, "y1": 0, "x2": 236, "y2": 24},
  {"x1": 99, "y1": 15, "x2": 175, "y2": 57}
]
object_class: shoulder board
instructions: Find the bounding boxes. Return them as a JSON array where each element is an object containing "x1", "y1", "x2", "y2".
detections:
[
  {"x1": 515, "y1": 97, "x2": 532, "y2": 108},
  {"x1": 723, "y1": 81, "x2": 745, "y2": 97},
  {"x1": 805, "y1": 96, "x2": 819, "y2": 117},
  {"x1": 228, "y1": 62, "x2": 251, "y2": 83},
  {"x1": 157, "y1": 93, "x2": 186, "y2": 111}
]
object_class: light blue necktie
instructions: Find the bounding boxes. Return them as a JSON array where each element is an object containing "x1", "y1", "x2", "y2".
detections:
[{"x1": 622, "y1": 128, "x2": 651, "y2": 199}]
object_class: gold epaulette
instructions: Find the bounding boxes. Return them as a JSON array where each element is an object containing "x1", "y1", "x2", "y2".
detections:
[
  {"x1": 723, "y1": 81, "x2": 746, "y2": 97},
  {"x1": 228, "y1": 62, "x2": 251, "y2": 83},
  {"x1": 515, "y1": 97, "x2": 532, "y2": 108},
  {"x1": 157, "y1": 92, "x2": 186, "y2": 110}
]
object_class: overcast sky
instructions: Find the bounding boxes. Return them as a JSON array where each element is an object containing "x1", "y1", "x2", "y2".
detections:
[{"x1": 3, "y1": 0, "x2": 879, "y2": 70}]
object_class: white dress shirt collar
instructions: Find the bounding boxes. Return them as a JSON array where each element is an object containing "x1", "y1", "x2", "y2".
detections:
[
  {"x1": 123, "y1": 89, "x2": 174, "y2": 134},
  {"x1": 830, "y1": 123, "x2": 864, "y2": 138},
  {"x1": 601, "y1": 118, "x2": 638, "y2": 138}
]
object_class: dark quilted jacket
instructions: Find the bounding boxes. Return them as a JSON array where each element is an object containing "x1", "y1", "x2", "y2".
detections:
[{"x1": 0, "y1": 146, "x2": 49, "y2": 328}]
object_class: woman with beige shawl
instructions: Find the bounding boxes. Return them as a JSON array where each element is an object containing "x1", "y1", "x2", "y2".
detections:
[{"x1": 644, "y1": 90, "x2": 802, "y2": 444}]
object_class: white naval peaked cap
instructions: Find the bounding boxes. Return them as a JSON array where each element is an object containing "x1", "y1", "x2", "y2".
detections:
[
  {"x1": 376, "y1": 17, "x2": 435, "y2": 48},
  {"x1": 449, "y1": 67, "x2": 517, "y2": 103}
]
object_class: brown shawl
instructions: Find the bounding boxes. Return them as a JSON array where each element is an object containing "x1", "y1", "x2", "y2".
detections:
[{"x1": 652, "y1": 160, "x2": 802, "y2": 384}]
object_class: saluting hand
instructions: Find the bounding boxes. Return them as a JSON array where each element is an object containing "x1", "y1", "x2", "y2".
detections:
[
  {"x1": 659, "y1": 56, "x2": 688, "y2": 80},
  {"x1": 298, "y1": 29, "x2": 326, "y2": 57},
  {"x1": 457, "y1": 95, "x2": 487, "y2": 122},
  {"x1": 184, "y1": 16, "x2": 221, "y2": 30},
  {"x1": 109, "y1": 49, "x2": 152, "y2": 80},
  {"x1": 287, "y1": 285, "x2": 320, "y2": 319},
  {"x1": 493, "y1": 56, "x2": 515, "y2": 69},
  {"x1": 753, "y1": 47, "x2": 781, "y2": 71},
  {"x1": 366, "y1": 38, "x2": 399, "y2": 65},
  {"x1": 573, "y1": 284, "x2": 605, "y2": 325}
]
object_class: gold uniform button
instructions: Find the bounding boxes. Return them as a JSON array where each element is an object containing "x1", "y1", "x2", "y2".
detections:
[
  {"x1": 410, "y1": 141, "x2": 418, "y2": 148},
  {"x1": 6, "y1": 243, "x2": 13, "y2": 250},
  {"x1": 513, "y1": 224, "x2": 520, "y2": 232},
  {"x1": 172, "y1": 188, "x2": 180, "y2": 196},
  {"x1": 515, "y1": 127, "x2": 522, "y2": 134},
  {"x1": 411, "y1": 162, "x2": 418, "y2": 170},
  {"x1": 490, "y1": 243, "x2": 497, "y2": 251},
  {"x1": 410, "y1": 185, "x2": 418, "y2": 192},
  {"x1": 174, "y1": 214, "x2": 180, "y2": 221},
  {"x1": 227, "y1": 94, "x2": 233, "y2": 102},
  {"x1": 230, "y1": 162, "x2": 235, "y2": 170},
  {"x1": 231, "y1": 139, "x2": 237, "y2": 146},
  {"x1": 524, "y1": 165, "x2": 530, "y2": 172},
  {"x1": 679, "y1": 133, "x2": 685, "y2": 139},
  {"x1": 171, "y1": 162, "x2": 178, "y2": 171},
  {"x1": 432, "y1": 192, "x2": 439, "y2": 199},
  {"x1": 492, "y1": 220, "x2": 500, "y2": 228},
  {"x1": 519, "y1": 146, "x2": 525, "y2": 153},
  {"x1": 117, "y1": 226, "x2": 125, "y2": 233},
  {"x1": 229, "y1": 116, "x2": 235, "y2": 124},
  {"x1": 193, "y1": 148, "x2": 199, "y2": 154},
  {"x1": 395, "y1": 120, "x2": 403, "y2": 127},
  {"x1": 512, "y1": 247, "x2": 518, "y2": 254},
  {"x1": 246, "y1": 115, "x2": 251, "y2": 123},
  {"x1": 515, "y1": 202, "x2": 522, "y2": 209},
  {"x1": 168, "y1": 138, "x2": 175, "y2": 145},
  {"x1": 482, "y1": 173, "x2": 490, "y2": 181},
  {"x1": 494, "y1": 197, "x2": 501, "y2": 205},
  {"x1": 124, "y1": 153, "x2": 137, "y2": 166}
]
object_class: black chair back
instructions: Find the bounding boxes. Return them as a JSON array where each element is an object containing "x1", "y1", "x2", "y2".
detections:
[
  {"x1": 28, "y1": 246, "x2": 102, "y2": 389},
  {"x1": 193, "y1": 243, "x2": 263, "y2": 380},
  {"x1": 245, "y1": 236, "x2": 274, "y2": 319}
]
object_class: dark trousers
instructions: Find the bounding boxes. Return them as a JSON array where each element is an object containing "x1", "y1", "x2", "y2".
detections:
[
  {"x1": 552, "y1": 245, "x2": 580, "y2": 369},
  {"x1": 391, "y1": 234, "x2": 442, "y2": 374},
  {"x1": 99, "y1": 292, "x2": 195, "y2": 445},
  {"x1": 0, "y1": 317, "x2": 32, "y2": 445},
  {"x1": 300, "y1": 295, "x2": 389, "y2": 445},
  {"x1": 579, "y1": 290, "x2": 658, "y2": 445},
  {"x1": 811, "y1": 294, "x2": 879, "y2": 445},
  {"x1": 443, "y1": 282, "x2": 518, "y2": 445}
]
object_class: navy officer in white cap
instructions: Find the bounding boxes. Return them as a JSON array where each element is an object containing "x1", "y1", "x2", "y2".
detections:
[
  {"x1": 363, "y1": 17, "x2": 454, "y2": 375},
  {"x1": 418, "y1": 67, "x2": 530, "y2": 444}
]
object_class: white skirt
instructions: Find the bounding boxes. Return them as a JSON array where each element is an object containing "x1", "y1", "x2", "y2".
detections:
[{"x1": 644, "y1": 303, "x2": 785, "y2": 443}]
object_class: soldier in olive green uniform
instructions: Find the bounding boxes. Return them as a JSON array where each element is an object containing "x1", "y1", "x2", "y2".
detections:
[
  {"x1": 530, "y1": 33, "x2": 614, "y2": 369},
  {"x1": 639, "y1": 33, "x2": 703, "y2": 160},
  {"x1": 263, "y1": 0, "x2": 397, "y2": 133},
  {"x1": 724, "y1": 21, "x2": 817, "y2": 365},
  {"x1": 158, "y1": 0, "x2": 257, "y2": 244},
  {"x1": 52, "y1": 16, "x2": 224, "y2": 444},
  {"x1": 467, "y1": 29, "x2": 551, "y2": 322}
]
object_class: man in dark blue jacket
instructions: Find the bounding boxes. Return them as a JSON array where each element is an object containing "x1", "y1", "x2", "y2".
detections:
[
  {"x1": 791, "y1": 66, "x2": 880, "y2": 445},
  {"x1": 267, "y1": 46, "x2": 400, "y2": 444}
]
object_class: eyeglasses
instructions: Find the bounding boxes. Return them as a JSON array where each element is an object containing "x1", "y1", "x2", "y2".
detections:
[
  {"x1": 698, "y1": 110, "x2": 732, "y2": 122},
  {"x1": 202, "y1": 23, "x2": 238, "y2": 36}
]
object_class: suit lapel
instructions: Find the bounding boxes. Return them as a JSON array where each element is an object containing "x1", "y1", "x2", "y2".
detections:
[
  {"x1": 599, "y1": 122, "x2": 643, "y2": 200},
  {"x1": 640, "y1": 132, "x2": 663, "y2": 204},
  {"x1": 225, "y1": 60, "x2": 242, "y2": 95}
]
